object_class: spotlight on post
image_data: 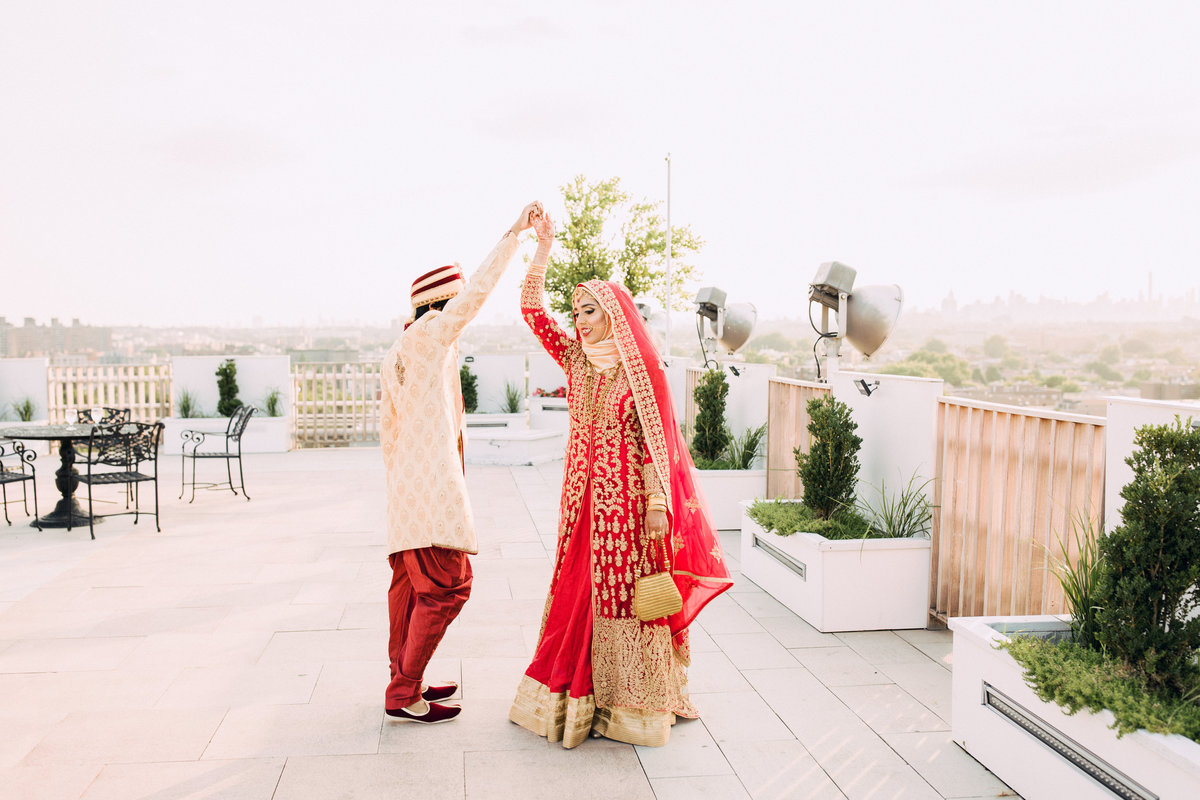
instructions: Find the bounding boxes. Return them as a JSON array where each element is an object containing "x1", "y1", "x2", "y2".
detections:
[
  {"x1": 695, "y1": 286, "x2": 757, "y2": 368},
  {"x1": 808, "y1": 261, "x2": 903, "y2": 380}
]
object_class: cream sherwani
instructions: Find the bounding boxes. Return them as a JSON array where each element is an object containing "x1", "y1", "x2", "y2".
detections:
[{"x1": 380, "y1": 232, "x2": 521, "y2": 556}]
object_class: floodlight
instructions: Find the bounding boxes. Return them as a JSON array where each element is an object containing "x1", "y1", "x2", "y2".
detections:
[
  {"x1": 694, "y1": 286, "x2": 757, "y2": 367},
  {"x1": 807, "y1": 261, "x2": 903, "y2": 379},
  {"x1": 809, "y1": 261, "x2": 857, "y2": 310}
]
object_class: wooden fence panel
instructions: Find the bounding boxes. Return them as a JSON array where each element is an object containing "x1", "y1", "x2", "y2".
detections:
[
  {"x1": 764, "y1": 378, "x2": 831, "y2": 499},
  {"x1": 292, "y1": 362, "x2": 382, "y2": 447},
  {"x1": 930, "y1": 398, "x2": 1105, "y2": 622},
  {"x1": 46, "y1": 364, "x2": 172, "y2": 423}
]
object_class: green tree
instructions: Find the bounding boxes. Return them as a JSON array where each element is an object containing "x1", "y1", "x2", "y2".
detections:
[
  {"x1": 1042, "y1": 375, "x2": 1066, "y2": 388},
  {"x1": 794, "y1": 395, "x2": 862, "y2": 519},
  {"x1": 543, "y1": 175, "x2": 703, "y2": 315},
  {"x1": 459, "y1": 364, "x2": 479, "y2": 413},
  {"x1": 920, "y1": 338, "x2": 949, "y2": 353},
  {"x1": 747, "y1": 331, "x2": 795, "y2": 352},
  {"x1": 1087, "y1": 360, "x2": 1122, "y2": 382},
  {"x1": 880, "y1": 350, "x2": 971, "y2": 386},
  {"x1": 1099, "y1": 344, "x2": 1122, "y2": 365},
  {"x1": 983, "y1": 334, "x2": 1009, "y2": 358},
  {"x1": 692, "y1": 369, "x2": 730, "y2": 464},
  {"x1": 1093, "y1": 418, "x2": 1200, "y2": 694},
  {"x1": 1122, "y1": 338, "x2": 1150, "y2": 356},
  {"x1": 984, "y1": 365, "x2": 1002, "y2": 383},
  {"x1": 215, "y1": 359, "x2": 241, "y2": 417}
]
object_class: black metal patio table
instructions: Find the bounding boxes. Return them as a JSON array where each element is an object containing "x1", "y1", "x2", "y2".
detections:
[{"x1": 1, "y1": 424, "x2": 113, "y2": 529}]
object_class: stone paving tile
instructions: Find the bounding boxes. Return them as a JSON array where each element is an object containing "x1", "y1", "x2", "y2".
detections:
[
  {"x1": 649, "y1": 774, "x2": 753, "y2": 799},
  {"x1": 80, "y1": 758, "x2": 285, "y2": 800},
  {"x1": 154, "y1": 663, "x2": 322, "y2": 710},
  {"x1": 0, "y1": 668, "x2": 177, "y2": 716},
  {"x1": 835, "y1": 630, "x2": 934, "y2": 665},
  {"x1": 831, "y1": 684, "x2": 951, "y2": 733},
  {"x1": 337, "y1": 601, "x2": 387, "y2": 630},
  {"x1": 0, "y1": 764, "x2": 102, "y2": 800},
  {"x1": 712, "y1": 631, "x2": 800, "y2": 670},
  {"x1": 719, "y1": 738, "x2": 847, "y2": 800},
  {"x1": 729, "y1": 588, "x2": 795, "y2": 619},
  {"x1": 688, "y1": 648, "x2": 753, "y2": 694},
  {"x1": 273, "y1": 752, "x2": 462, "y2": 800},
  {"x1": 882, "y1": 732, "x2": 1015, "y2": 799},
  {"x1": 84, "y1": 605, "x2": 232, "y2": 637},
  {"x1": 696, "y1": 594, "x2": 767, "y2": 635},
  {"x1": 203, "y1": 703, "x2": 382, "y2": 759},
  {"x1": 0, "y1": 635, "x2": 144, "y2": 673},
  {"x1": 635, "y1": 717, "x2": 733, "y2": 778},
  {"x1": 789, "y1": 646, "x2": 892, "y2": 687},
  {"x1": 24, "y1": 708, "x2": 227, "y2": 766},
  {"x1": 876, "y1": 660, "x2": 954, "y2": 723},
  {"x1": 757, "y1": 613, "x2": 840, "y2": 649},
  {"x1": 466, "y1": 746, "x2": 654, "y2": 800},
  {"x1": 691, "y1": 691, "x2": 795, "y2": 745}
]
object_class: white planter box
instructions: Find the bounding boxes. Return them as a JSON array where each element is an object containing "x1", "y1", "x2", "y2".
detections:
[
  {"x1": 464, "y1": 412, "x2": 525, "y2": 432},
  {"x1": 464, "y1": 429, "x2": 565, "y2": 466},
  {"x1": 949, "y1": 615, "x2": 1200, "y2": 800},
  {"x1": 739, "y1": 500, "x2": 931, "y2": 632},
  {"x1": 691, "y1": 467, "x2": 765, "y2": 530},
  {"x1": 529, "y1": 397, "x2": 570, "y2": 432},
  {"x1": 160, "y1": 415, "x2": 292, "y2": 455}
]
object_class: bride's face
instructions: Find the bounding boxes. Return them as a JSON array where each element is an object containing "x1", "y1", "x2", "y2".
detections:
[{"x1": 572, "y1": 290, "x2": 610, "y2": 344}]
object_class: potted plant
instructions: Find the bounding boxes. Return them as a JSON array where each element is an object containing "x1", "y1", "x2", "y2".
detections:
[
  {"x1": 162, "y1": 357, "x2": 291, "y2": 454},
  {"x1": 739, "y1": 394, "x2": 933, "y2": 631},
  {"x1": 461, "y1": 363, "x2": 524, "y2": 432},
  {"x1": 949, "y1": 417, "x2": 1200, "y2": 800},
  {"x1": 690, "y1": 367, "x2": 767, "y2": 529}
]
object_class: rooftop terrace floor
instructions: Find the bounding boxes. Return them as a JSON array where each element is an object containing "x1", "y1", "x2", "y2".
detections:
[{"x1": 0, "y1": 449, "x2": 1017, "y2": 799}]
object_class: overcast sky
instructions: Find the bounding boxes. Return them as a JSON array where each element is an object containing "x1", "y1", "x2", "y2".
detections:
[{"x1": 3, "y1": 1, "x2": 1199, "y2": 328}]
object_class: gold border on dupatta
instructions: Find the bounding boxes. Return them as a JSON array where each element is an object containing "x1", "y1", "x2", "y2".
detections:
[{"x1": 583, "y1": 281, "x2": 674, "y2": 510}]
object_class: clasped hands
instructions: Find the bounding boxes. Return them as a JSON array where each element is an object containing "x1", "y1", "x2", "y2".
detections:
[{"x1": 510, "y1": 201, "x2": 554, "y2": 241}]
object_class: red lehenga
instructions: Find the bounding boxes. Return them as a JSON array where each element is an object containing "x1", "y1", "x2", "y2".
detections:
[{"x1": 508, "y1": 269, "x2": 733, "y2": 748}]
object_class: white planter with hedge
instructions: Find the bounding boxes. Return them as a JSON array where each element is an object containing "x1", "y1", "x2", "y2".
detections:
[
  {"x1": 950, "y1": 615, "x2": 1200, "y2": 800},
  {"x1": 739, "y1": 499, "x2": 931, "y2": 632}
]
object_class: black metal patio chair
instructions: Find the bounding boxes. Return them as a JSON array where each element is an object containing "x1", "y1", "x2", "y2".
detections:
[
  {"x1": 0, "y1": 441, "x2": 40, "y2": 530},
  {"x1": 76, "y1": 407, "x2": 131, "y2": 425},
  {"x1": 76, "y1": 421, "x2": 164, "y2": 540},
  {"x1": 180, "y1": 405, "x2": 256, "y2": 503}
]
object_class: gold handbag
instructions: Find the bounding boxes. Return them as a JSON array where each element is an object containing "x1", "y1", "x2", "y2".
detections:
[{"x1": 633, "y1": 536, "x2": 683, "y2": 622}]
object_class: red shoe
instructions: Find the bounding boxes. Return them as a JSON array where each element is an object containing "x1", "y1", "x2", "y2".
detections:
[
  {"x1": 422, "y1": 682, "x2": 459, "y2": 703},
  {"x1": 385, "y1": 701, "x2": 462, "y2": 724}
]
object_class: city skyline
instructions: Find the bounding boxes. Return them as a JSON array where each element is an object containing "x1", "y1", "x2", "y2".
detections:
[{"x1": 4, "y1": 3, "x2": 1200, "y2": 327}]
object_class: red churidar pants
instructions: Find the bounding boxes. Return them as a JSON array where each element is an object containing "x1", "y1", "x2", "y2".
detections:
[{"x1": 385, "y1": 546, "x2": 473, "y2": 709}]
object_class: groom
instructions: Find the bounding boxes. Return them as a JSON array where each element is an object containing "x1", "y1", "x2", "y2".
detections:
[{"x1": 378, "y1": 201, "x2": 543, "y2": 723}]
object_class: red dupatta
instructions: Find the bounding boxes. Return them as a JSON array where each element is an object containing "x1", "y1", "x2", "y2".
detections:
[{"x1": 578, "y1": 280, "x2": 733, "y2": 640}]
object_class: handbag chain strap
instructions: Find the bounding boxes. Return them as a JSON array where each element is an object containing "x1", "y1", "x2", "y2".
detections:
[{"x1": 638, "y1": 534, "x2": 673, "y2": 578}]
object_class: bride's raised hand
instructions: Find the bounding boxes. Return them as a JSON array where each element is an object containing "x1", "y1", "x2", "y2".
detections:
[{"x1": 532, "y1": 208, "x2": 554, "y2": 242}]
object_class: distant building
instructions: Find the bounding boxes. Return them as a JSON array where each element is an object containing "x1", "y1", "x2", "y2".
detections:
[
  {"x1": 1140, "y1": 382, "x2": 1200, "y2": 401},
  {"x1": 949, "y1": 382, "x2": 1064, "y2": 409},
  {"x1": 0, "y1": 316, "x2": 112, "y2": 358}
]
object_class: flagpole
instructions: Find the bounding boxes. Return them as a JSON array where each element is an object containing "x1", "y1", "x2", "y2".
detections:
[{"x1": 665, "y1": 152, "x2": 672, "y2": 361}]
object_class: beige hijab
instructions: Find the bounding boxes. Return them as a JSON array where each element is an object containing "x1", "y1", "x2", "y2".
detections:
[{"x1": 574, "y1": 286, "x2": 620, "y2": 370}]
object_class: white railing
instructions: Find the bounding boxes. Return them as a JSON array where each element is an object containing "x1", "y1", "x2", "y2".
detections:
[
  {"x1": 46, "y1": 364, "x2": 172, "y2": 423},
  {"x1": 292, "y1": 362, "x2": 382, "y2": 447}
]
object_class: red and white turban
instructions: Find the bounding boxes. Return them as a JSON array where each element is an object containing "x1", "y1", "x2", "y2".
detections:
[{"x1": 410, "y1": 264, "x2": 465, "y2": 313}]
